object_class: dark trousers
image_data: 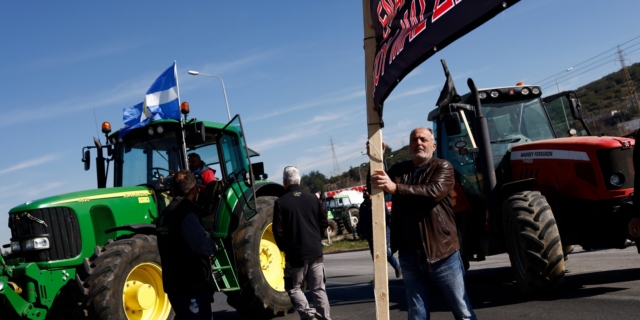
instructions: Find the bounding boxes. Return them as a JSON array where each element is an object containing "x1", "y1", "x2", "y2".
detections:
[
  {"x1": 167, "y1": 288, "x2": 213, "y2": 320},
  {"x1": 367, "y1": 235, "x2": 400, "y2": 270}
]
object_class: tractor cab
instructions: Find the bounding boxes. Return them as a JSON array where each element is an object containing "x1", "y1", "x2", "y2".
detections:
[{"x1": 430, "y1": 83, "x2": 590, "y2": 173}]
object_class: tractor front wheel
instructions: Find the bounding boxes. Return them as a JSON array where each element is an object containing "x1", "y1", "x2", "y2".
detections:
[
  {"x1": 503, "y1": 191, "x2": 565, "y2": 294},
  {"x1": 326, "y1": 220, "x2": 338, "y2": 238},
  {"x1": 82, "y1": 234, "x2": 174, "y2": 320},
  {"x1": 227, "y1": 196, "x2": 292, "y2": 318}
]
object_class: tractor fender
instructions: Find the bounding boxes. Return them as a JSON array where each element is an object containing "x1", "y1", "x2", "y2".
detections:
[
  {"x1": 104, "y1": 223, "x2": 157, "y2": 235},
  {"x1": 227, "y1": 182, "x2": 285, "y2": 235},
  {"x1": 233, "y1": 182, "x2": 285, "y2": 218},
  {"x1": 500, "y1": 178, "x2": 536, "y2": 201}
]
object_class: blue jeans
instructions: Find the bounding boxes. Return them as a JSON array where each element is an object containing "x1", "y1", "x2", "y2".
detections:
[{"x1": 399, "y1": 250, "x2": 476, "y2": 320}]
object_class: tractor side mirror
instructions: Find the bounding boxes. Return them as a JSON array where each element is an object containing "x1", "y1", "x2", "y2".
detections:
[
  {"x1": 569, "y1": 98, "x2": 583, "y2": 120},
  {"x1": 443, "y1": 112, "x2": 462, "y2": 136},
  {"x1": 82, "y1": 149, "x2": 91, "y2": 171},
  {"x1": 187, "y1": 122, "x2": 206, "y2": 144},
  {"x1": 251, "y1": 162, "x2": 266, "y2": 181}
]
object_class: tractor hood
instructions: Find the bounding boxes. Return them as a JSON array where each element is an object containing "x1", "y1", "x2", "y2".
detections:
[
  {"x1": 8, "y1": 186, "x2": 154, "y2": 213},
  {"x1": 511, "y1": 136, "x2": 635, "y2": 154}
]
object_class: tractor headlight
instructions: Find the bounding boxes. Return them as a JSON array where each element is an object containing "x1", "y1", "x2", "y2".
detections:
[
  {"x1": 521, "y1": 87, "x2": 530, "y2": 95},
  {"x1": 19, "y1": 237, "x2": 50, "y2": 251},
  {"x1": 156, "y1": 125, "x2": 164, "y2": 134},
  {"x1": 490, "y1": 90, "x2": 500, "y2": 98},
  {"x1": 32, "y1": 237, "x2": 50, "y2": 249},
  {"x1": 609, "y1": 172, "x2": 625, "y2": 187},
  {"x1": 478, "y1": 91, "x2": 487, "y2": 99},
  {"x1": 532, "y1": 87, "x2": 541, "y2": 95},
  {"x1": 10, "y1": 241, "x2": 21, "y2": 252},
  {"x1": 148, "y1": 127, "x2": 155, "y2": 136}
]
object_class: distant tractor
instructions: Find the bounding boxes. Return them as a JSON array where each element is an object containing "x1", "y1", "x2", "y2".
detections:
[
  {"x1": 429, "y1": 63, "x2": 635, "y2": 293},
  {"x1": 0, "y1": 103, "x2": 292, "y2": 319},
  {"x1": 325, "y1": 190, "x2": 362, "y2": 237}
]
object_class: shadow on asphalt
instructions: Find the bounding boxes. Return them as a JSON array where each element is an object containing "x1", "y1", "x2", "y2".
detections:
[
  {"x1": 330, "y1": 265, "x2": 640, "y2": 314},
  {"x1": 214, "y1": 265, "x2": 640, "y2": 318}
]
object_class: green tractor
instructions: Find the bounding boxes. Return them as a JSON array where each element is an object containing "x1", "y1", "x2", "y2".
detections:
[{"x1": 0, "y1": 105, "x2": 292, "y2": 319}]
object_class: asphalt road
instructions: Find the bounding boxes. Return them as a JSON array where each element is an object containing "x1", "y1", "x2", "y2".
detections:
[{"x1": 212, "y1": 245, "x2": 640, "y2": 319}]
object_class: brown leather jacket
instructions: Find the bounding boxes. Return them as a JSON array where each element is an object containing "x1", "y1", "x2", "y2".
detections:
[{"x1": 388, "y1": 157, "x2": 459, "y2": 264}]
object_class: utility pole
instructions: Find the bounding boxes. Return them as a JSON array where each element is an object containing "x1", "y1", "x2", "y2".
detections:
[
  {"x1": 330, "y1": 137, "x2": 341, "y2": 178},
  {"x1": 617, "y1": 45, "x2": 640, "y2": 111}
]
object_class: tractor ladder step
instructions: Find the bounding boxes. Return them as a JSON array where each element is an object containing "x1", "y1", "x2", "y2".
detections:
[{"x1": 210, "y1": 238, "x2": 240, "y2": 292}]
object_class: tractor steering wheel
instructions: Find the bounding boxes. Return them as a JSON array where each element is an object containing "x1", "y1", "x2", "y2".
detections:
[{"x1": 150, "y1": 167, "x2": 174, "y2": 189}]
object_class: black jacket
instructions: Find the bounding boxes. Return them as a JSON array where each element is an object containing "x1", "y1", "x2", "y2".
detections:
[
  {"x1": 388, "y1": 158, "x2": 459, "y2": 264},
  {"x1": 357, "y1": 199, "x2": 391, "y2": 241},
  {"x1": 273, "y1": 184, "x2": 328, "y2": 262},
  {"x1": 634, "y1": 131, "x2": 640, "y2": 218},
  {"x1": 157, "y1": 197, "x2": 212, "y2": 293}
]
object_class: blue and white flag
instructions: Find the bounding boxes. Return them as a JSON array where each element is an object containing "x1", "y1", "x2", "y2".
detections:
[
  {"x1": 143, "y1": 62, "x2": 181, "y2": 121},
  {"x1": 119, "y1": 62, "x2": 181, "y2": 138}
]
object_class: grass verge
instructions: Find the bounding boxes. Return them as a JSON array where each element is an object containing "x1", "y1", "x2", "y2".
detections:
[{"x1": 322, "y1": 238, "x2": 369, "y2": 254}]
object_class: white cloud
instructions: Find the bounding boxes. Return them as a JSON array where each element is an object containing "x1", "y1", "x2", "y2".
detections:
[
  {"x1": 27, "y1": 41, "x2": 147, "y2": 69},
  {"x1": 386, "y1": 84, "x2": 440, "y2": 101},
  {"x1": 0, "y1": 154, "x2": 60, "y2": 175},
  {"x1": 244, "y1": 89, "x2": 364, "y2": 122},
  {"x1": 0, "y1": 77, "x2": 149, "y2": 128},
  {"x1": 190, "y1": 49, "x2": 284, "y2": 77}
]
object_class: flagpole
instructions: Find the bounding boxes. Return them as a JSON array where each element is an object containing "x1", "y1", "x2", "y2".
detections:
[
  {"x1": 175, "y1": 60, "x2": 189, "y2": 169},
  {"x1": 174, "y1": 61, "x2": 181, "y2": 105},
  {"x1": 362, "y1": 1, "x2": 389, "y2": 319}
]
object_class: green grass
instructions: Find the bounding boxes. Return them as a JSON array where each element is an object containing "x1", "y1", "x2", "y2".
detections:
[{"x1": 322, "y1": 238, "x2": 369, "y2": 254}]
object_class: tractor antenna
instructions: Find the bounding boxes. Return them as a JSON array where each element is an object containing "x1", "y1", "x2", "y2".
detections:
[{"x1": 93, "y1": 108, "x2": 101, "y2": 143}]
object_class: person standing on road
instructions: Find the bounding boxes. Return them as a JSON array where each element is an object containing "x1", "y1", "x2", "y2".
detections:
[
  {"x1": 157, "y1": 170, "x2": 216, "y2": 319},
  {"x1": 273, "y1": 166, "x2": 331, "y2": 320},
  {"x1": 370, "y1": 127, "x2": 476, "y2": 320},
  {"x1": 357, "y1": 188, "x2": 401, "y2": 280}
]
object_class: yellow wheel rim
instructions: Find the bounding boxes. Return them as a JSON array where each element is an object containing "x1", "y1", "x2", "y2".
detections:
[
  {"x1": 260, "y1": 223, "x2": 286, "y2": 291},
  {"x1": 122, "y1": 262, "x2": 172, "y2": 320}
]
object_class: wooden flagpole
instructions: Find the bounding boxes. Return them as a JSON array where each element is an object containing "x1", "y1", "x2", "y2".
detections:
[{"x1": 362, "y1": 1, "x2": 389, "y2": 319}]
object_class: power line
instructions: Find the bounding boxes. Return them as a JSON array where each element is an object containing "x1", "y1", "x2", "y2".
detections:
[{"x1": 533, "y1": 34, "x2": 640, "y2": 85}]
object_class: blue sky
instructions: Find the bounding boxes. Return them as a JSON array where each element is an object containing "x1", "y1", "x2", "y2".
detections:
[{"x1": 1, "y1": 0, "x2": 639, "y2": 245}]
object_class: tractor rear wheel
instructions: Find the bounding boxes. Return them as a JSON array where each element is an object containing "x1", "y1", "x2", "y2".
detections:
[
  {"x1": 82, "y1": 234, "x2": 174, "y2": 320},
  {"x1": 227, "y1": 196, "x2": 292, "y2": 318},
  {"x1": 503, "y1": 191, "x2": 565, "y2": 294}
]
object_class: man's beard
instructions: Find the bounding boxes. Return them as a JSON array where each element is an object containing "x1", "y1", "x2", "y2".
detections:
[{"x1": 411, "y1": 150, "x2": 431, "y2": 162}]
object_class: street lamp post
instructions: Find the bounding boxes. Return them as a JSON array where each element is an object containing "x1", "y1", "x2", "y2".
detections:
[
  {"x1": 555, "y1": 67, "x2": 573, "y2": 93},
  {"x1": 384, "y1": 154, "x2": 394, "y2": 170},
  {"x1": 188, "y1": 70, "x2": 231, "y2": 121},
  {"x1": 358, "y1": 163, "x2": 366, "y2": 185},
  {"x1": 555, "y1": 67, "x2": 573, "y2": 132}
]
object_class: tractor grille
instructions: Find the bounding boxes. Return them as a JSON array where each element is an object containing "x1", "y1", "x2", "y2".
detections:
[
  {"x1": 596, "y1": 148, "x2": 634, "y2": 190},
  {"x1": 9, "y1": 207, "x2": 82, "y2": 262}
]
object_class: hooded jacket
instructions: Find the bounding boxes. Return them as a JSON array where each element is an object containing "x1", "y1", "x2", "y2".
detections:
[{"x1": 388, "y1": 157, "x2": 459, "y2": 264}]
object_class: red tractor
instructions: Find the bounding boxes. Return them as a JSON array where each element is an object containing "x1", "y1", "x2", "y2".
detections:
[{"x1": 428, "y1": 63, "x2": 636, "y2": 293}]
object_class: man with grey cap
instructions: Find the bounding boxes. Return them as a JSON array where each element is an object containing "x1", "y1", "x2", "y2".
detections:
[{"x1": 273, "y1": 166, "x2": 331, "y2": 320}]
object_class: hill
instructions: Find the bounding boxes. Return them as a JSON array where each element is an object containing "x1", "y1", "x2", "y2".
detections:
[{"x1": 575, "y1": 62, "x2": 640, "y2": 135}]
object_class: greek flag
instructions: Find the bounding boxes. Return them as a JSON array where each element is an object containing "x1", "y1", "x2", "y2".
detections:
[{"x1": 119, "y1": 62, "x2": 181, "y2": 138}]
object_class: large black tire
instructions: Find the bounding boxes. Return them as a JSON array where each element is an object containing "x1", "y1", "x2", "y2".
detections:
[
  {"x1": 503, "y1": 191, "x2": 565, "y2": 294},
  {"x1": 226, "y1": 196, "x2": 292, "y2": 318},
  {"x1": 80, "y1": 234, "x2": 174, "y2": 319},
  {"x1": 326, "y1": 220, "x2": 338, "y2": 238}
]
